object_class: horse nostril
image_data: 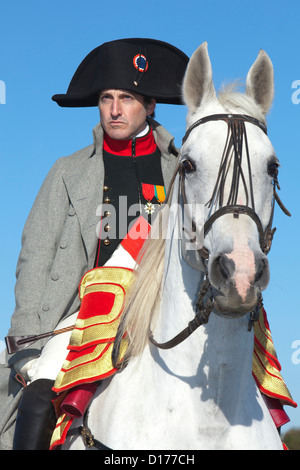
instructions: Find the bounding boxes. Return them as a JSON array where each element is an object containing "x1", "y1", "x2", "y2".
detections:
[
  {"x1": 254, "y1": 256, "x2": 270, "y2": 288},
  {"x1": 255, "y1": 266, "x2": 263, "y2": 283},
  {"x1": 209, "y1": 252, "x2": 270, "y2": 294},
  {"x1": 215, "y1": 255, "x2": 235, "y2": 281}
]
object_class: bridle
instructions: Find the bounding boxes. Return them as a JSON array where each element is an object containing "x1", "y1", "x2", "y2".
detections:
[
  {"x1": 149, "y1": 113, "x2": 291, "y2": 349},
  {"x1": 180, "y1": 113, "x2": 290, "y2": 259}
]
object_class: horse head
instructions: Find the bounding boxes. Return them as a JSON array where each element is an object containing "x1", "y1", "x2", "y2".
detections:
[{"x1": 181, "y1": 42, "x2": 280, "y2": 316}]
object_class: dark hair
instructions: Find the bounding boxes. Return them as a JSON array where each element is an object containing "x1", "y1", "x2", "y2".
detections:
[{"x1": 143, "y1": 96, "x2": 156, "y2": 118}]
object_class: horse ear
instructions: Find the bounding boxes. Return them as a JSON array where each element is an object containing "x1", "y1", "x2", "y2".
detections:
[
  {"x1": 246, "y1": 50, "x2": 274, "y2": 115},
  {"x1": 182, "y1": 42, "x2": 216, "y2": 112}
]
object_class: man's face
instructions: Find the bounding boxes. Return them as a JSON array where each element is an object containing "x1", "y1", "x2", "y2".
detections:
[{"x1": 98, "y1": 89, "x2": 156, "y2": 140}]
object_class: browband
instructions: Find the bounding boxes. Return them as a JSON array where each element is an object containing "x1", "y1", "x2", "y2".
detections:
[{"x1": 182, "y1": 113, "x2": 267, "y2": 144}]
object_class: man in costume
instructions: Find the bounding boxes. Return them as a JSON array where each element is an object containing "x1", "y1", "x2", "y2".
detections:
[
  {"x1": 1, "y1": 38, "x2": 296, "y2": 451},
  {"x1": 0, "y1": 38, "x2": 189, "y2": 450}
]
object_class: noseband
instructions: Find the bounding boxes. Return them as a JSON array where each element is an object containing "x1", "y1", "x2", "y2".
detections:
[{"x1": 149, "y1": 113, "x2": 291, "y2": 350}]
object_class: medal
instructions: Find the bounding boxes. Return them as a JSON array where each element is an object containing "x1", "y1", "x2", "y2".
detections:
[
  {"x1": 142, "y1": 183, "x2": 166, "y2": 203},
  {"x1": 142, "y1": 183, "x2": 166, "y2": 214},
  {"x1": 144, "y1": 201, "x2": 156, "y2": 214}
]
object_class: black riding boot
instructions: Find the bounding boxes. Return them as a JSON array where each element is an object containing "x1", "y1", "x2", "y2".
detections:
[{"x1": 13, "y1": 378, "x2": 57, "y2": 450}]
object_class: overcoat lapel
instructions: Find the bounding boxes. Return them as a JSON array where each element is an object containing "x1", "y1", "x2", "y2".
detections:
[{"x1": 62, "y1": 127, "x2": 105, "y2": 269}]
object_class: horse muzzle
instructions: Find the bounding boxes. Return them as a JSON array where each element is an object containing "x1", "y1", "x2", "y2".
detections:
[{"x1": 208, "y1": 251, "x2": 270, "y2": 315}]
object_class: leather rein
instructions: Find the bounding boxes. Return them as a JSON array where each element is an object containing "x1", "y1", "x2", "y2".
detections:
[{"x1": 149, "y1": 113, "x2": 291, "y2": 350}]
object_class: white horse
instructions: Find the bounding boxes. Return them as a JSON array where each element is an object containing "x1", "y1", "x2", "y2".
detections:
[{"x1": 62, "y1": 43, "x2": 287, "y2": 450}]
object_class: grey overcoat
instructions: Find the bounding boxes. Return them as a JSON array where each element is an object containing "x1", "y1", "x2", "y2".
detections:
[{"x1": 0, "y1": 119, "x2": 179, "y2": 449}]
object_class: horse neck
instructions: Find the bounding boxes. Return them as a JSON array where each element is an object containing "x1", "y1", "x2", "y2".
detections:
[{"x1": 154, "y1": 188, "x2": 255, "y2": 396}]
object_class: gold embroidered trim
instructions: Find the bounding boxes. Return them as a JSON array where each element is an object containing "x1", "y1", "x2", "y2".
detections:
[
  {"x1": 253, "y1": 309, "x2": 278, "y2": 363},
  {"x1": 53, "y1": 267, "x2": 133, "y2": 393},
  {"x1": 54, "y1": 339, "x2": 128, "y2": 392},
  {"x1": 252, "y1": 308, "x2": 296, "y2": 407},
  {"x1": 69, "y1": 284, "x2": 126, "y2": 348},
  {"x1": 50, "y1": 413, "x2": 73, "y2": 450},
  {"x1": 252, "y1": 347, "x2": 294, "y2": 405},
  {"x1": 79, "y1": 267, "x2": 134, "y2": 299},
  {"x1": 54, "y1": 343, "x2": 109, "y2": 387}
]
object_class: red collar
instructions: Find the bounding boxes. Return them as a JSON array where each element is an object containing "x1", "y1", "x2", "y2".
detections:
[{"x1": 103, "y1": 127, "x2": 157, "y2": 156}]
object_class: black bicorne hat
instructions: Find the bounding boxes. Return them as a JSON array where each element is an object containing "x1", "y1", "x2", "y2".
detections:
[{"x1": 52, "y1": 38, "x2": 189, "y2": 107}]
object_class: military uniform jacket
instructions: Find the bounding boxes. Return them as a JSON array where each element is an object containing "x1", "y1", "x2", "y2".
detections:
[{"x1": 0, "y1": 118, "x2": 179, "y2": 449}]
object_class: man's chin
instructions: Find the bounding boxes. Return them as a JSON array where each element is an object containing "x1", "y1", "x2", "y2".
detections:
[{"x1": 105, "y1": 125, "x2": 131, "y2": 140}]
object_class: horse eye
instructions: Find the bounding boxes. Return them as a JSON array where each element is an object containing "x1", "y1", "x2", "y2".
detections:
[
  {"x1": 181, "y1": 159, "x2": 196, "y2": 173},
  {"x1": 267, "y1": 160, "x2": 279, "y2": 179}
]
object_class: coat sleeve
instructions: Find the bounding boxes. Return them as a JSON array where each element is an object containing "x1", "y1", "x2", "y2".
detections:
[{"x1": 8, "y1": 157, "x2": 70, "y2": 367}]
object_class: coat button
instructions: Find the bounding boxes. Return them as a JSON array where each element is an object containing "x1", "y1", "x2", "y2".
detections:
[
  {"x1": 104, "y1": 223, "x2": 111, "y2": 232},
  {"x1": 51, "y1": 273, "x2": 60, "y2": 281},
  {"x1": 42, "y1": 304, "x2": 50, "y2": 312},
  {"x1": 103, "y1": 185, "x2": 109, "y2": 192},
  {"x1": 104, "y1": 211, "x2": 111, "y2": 217},
  {"x1": 103, "y1": 238, "x2": 110, "y2": 246},
  {"x1": 104, "y1": 197, "x2": 111, "y2": 204},
  {"x1": 68, "y1": 206, "x2": 76, "y2": 216}
]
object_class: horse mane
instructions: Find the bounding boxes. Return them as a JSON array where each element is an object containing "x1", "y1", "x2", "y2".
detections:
[
  {"x1": 114, "y1": 82, "x2": 267, "y2": 364},
  {"x1": 114, "y1": 202, "x2": 171, "y2": 363}
]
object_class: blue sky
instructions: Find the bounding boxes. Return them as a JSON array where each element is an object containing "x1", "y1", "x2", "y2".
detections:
[{"x1": 0, "y1": 0, "x2": 299, "y2": 432}]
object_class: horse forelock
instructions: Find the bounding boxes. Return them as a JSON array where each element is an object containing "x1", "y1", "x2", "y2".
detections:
[{"x1": 217, "y1": 82, "x2": 267, "y2": 125}]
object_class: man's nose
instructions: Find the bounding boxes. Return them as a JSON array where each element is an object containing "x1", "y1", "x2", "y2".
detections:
[{"x1": 111, "y1": 98, "x2": 121, "y2": 116}]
